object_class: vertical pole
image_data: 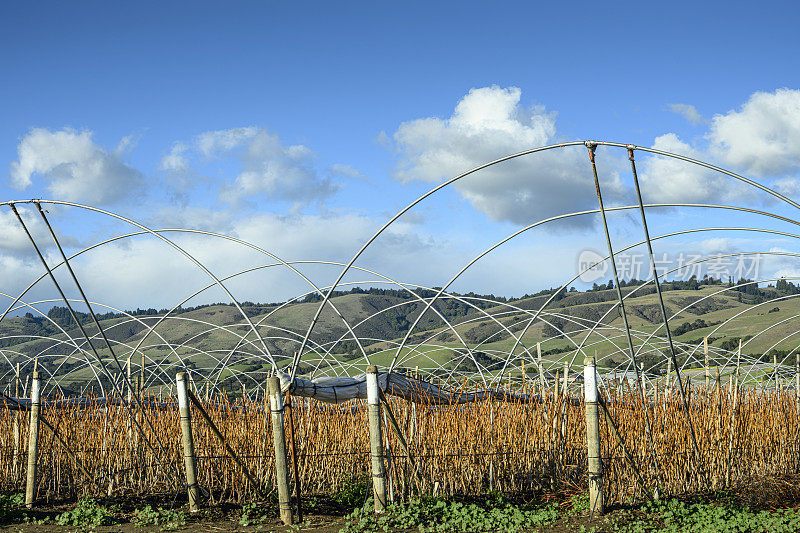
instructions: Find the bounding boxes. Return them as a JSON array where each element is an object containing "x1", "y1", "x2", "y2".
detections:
[
  {"x1": 366, "y1": 366, "x2": 387, "y2": 512},
  {"x1": 537, "y1": 343, "x2": 546, "y2": 395},
  {"x1": 584, "y1": 357, "x2": 604, "y2": 515},
  {"x1": 268, "y1": 377, "x2": 292, "y2": 525},
  {"x1": 176, "y1": 373, "x2": 200, "y2": 512},
  {"x1": 25, "y1": 371, "x2": 41, "y2": 509}
]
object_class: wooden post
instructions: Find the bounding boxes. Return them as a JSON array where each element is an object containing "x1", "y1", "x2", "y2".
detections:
[
  {"x1": 366, "y1": 366, "x2": 387, "y2": 512},
  {"x1": 704, "y1": 337, "x2": 710, "y2": 390},
  {"x1": 268, "y1": 377, "x2": 293, "y2": 525},
  {"x1": 176, "y1": 373, "x2": 200, "y2": 512},
  {"x1": 584, "y1": 357, "x2": 603, "y2": 515},
  {"x1": 25, "y1": 371, "x2": 41, "y2": 508}
]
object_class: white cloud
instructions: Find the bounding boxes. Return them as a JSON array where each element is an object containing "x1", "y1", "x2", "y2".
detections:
[
  {"x1": 329, "y1": 163, "x2": 366, "y2": 181},
  {"x1": 9, "y1": 128, "x2": 144, "y2": 204},
  {"x1": 771, "y1": 177, "x2": 800, "y2": 201},
  {"x1": 160, "y1": 142, "x2": 190, "y2": 175},
  {"x1": 638, "y1": 133, "x2": 753, "y2": 204},
  {"x1": 0, "y1": 206, "x2": 51, "y2": 253},
  {"x1": 391, "y1": 85, "x2": 623, "y2": 226},
  {"x1": 161, "y1": 127, "x2": 338, "y2": 207},
  {"x1": 196, "y1": 126, "x2": 259, "y2": 157},
  {"x1": 709, "y1": 88, "x2": 800, "y2": 177},
  {"x1": 668, "y1": 103, "x2": 704, "y2": 125},
  {"x1": 0, "y1": 210, "x2": 460, "y2": 310}
]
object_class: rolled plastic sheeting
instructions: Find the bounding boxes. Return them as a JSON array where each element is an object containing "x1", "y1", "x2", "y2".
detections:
[{"x1": 278, "y1": 371, "x2": 538, "y2": 405}]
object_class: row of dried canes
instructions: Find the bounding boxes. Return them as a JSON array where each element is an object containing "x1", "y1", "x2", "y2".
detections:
[{"x1": 0, "y1": 378, "x2": 797, "y2": 505}]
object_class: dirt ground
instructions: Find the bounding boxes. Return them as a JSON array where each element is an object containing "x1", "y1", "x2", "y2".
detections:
[{"x1": 0, "y1": 496, "x2": 652, "y2": 533}]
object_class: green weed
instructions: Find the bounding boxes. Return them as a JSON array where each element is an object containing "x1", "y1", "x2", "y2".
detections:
[
  {"x1": 132, "y1": 505, "x2": 187, "y2": 530},
  {"x1": 338, "y1": 495, "x2": 558, "y2": 533},
  {"x1": 617, "y1": 498, "x2": 800, "y2": 532},
  {"x1": 239, "y1": 501, "x2": 271, "y2": 526},
  {"x1": 54, "y1": 496, "x2": 117, "y2": 529}
]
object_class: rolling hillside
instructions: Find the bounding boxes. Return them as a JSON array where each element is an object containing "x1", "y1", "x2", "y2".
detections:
[{"x1": 1, "y1": 278, "x2": 798, "y2": 393}]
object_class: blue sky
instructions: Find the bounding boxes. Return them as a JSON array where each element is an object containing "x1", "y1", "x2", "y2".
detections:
[{"x1": 2, "y1": 1, "x2": 800, "y2": 311}]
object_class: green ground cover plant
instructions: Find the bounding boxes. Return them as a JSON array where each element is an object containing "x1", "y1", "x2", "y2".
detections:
[
  {"x1": 338, "y1": 494, "x2": 559, "y2": 533},
  {"x1": 53, "y1": 496, "x2": 118, "y2": 528},
  {"x1": 132, "y1": 504, "x2": 187, "y2": 530},
  {"x1": 607, "y1": 498, "x2": 800, "y2": 533}
]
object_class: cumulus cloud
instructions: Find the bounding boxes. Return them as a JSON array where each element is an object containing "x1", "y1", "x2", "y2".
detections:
[
  {"x1": 709, "y1": 88, "x2": 800, "y2": 177},
  {"x1": 10, "y1": 128, "x2": 144, "y2": 204},
  {"x1": 390, "y1": 85, "x2": 623, "y2": 226},
  {"x1": 668, "y1": 103, "x2": 705, "y2": 125},
  {"x1": 0, "y1": 206, "x2": 50, "y2": 253},
  {"x1": 329, "y1": 163, "x2": 366, "y2": 181},
  {"x1": 159, "y1": 142, "x2": 191, "y2": 176},
  {"x1": 0, "y1": 209, "x2": 460, "y2": 310},
  {"x1": 638, "y1": 133, "x2": 753, "y2": 204},
  {"x1": 161, "y1": 127, "x2": 339, "y2": 207}
]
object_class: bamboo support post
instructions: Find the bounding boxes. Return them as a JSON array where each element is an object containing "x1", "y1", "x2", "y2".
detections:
[
  {"x1": 268, "y1": 377, "x2": 293, "y2": 525},
  {"x1": 584, "y1": 357, "x2": 604, "y2": 516},
  {"x1": 25, "y1": 371, "x2": 40, "y2": 508},
  {"x1": 366, "y1": 366, "x2": 387, "y2": 512},
  {"x1": 176, "y1": 373, "x2": 200, "y2": 512}
]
